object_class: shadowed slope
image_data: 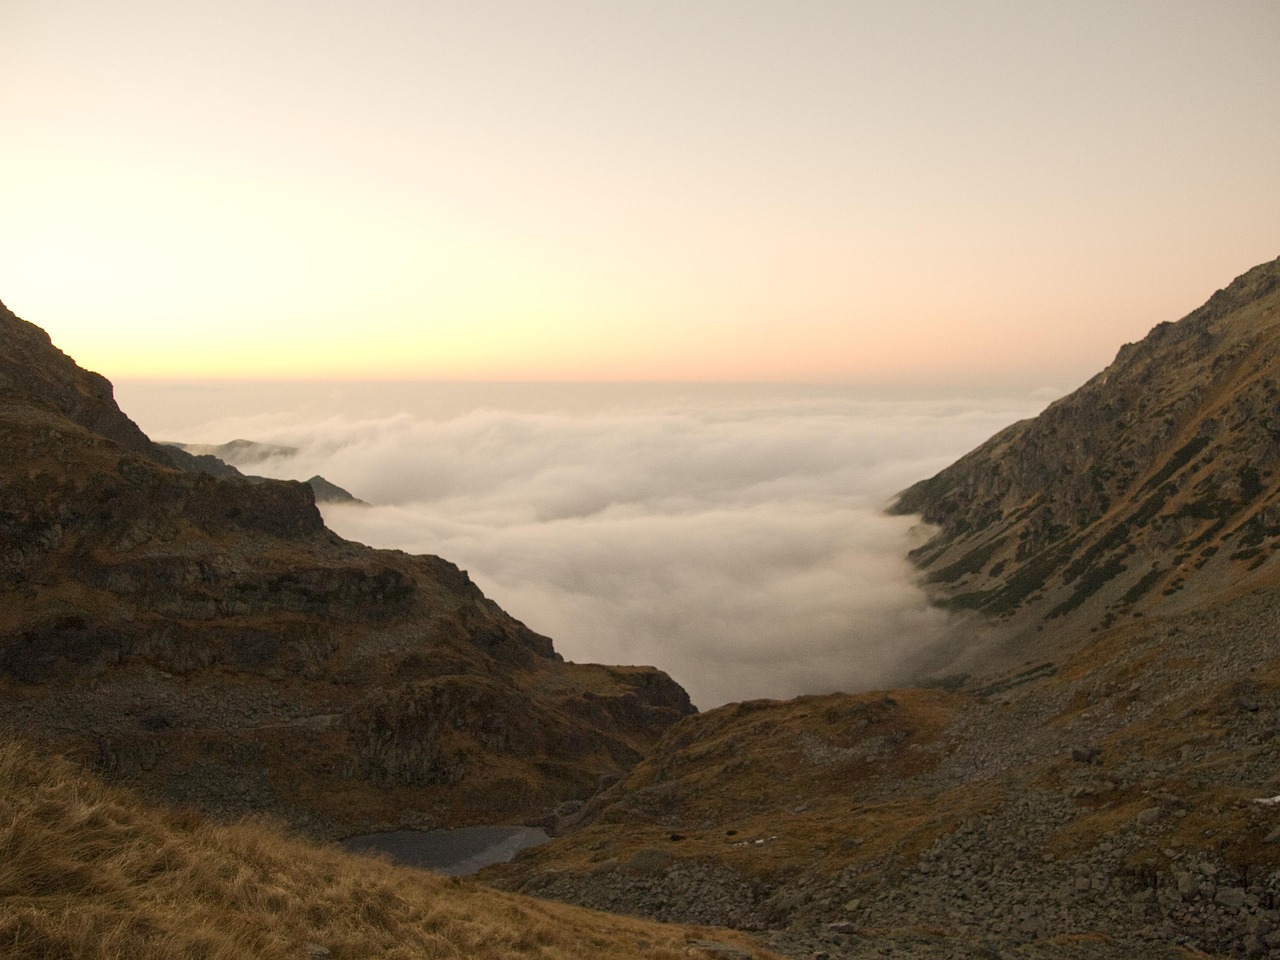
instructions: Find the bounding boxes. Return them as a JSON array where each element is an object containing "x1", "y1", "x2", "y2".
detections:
[{"x1": 0, "y1": 302, "x2": 693, "y2": 835}]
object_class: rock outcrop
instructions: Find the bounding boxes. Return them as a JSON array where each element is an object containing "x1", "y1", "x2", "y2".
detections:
[
  {"x1": 0, "y1": 300, "x2": 693, "y2": 836},
  {"x1": 0, "y1": 300, "x2": 171, "y2": 463},
  {"x1": 891, "y1": 256, "x2": 1280, "y2": 659}
]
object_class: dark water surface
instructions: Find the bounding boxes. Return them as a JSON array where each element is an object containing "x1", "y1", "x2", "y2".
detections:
[{"x1": 341, "y1": 826, "x2": 549, "y2": 875}]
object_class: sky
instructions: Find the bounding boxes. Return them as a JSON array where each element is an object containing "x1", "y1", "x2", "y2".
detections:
[{"x1": 3, "y1": 1, "x2": 1279, "y2": 387}]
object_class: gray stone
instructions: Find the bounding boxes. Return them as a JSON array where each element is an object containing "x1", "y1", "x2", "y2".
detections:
[
  {"x1": 1216, "y1": 886, "x2": 1246, "y2": 910},
  {"x1": 1175, "y1": 872, "x2": 1199, "y2": 900}
]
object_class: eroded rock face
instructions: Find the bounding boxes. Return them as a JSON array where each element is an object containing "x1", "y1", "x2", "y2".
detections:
[
  {"x1": 0, "y1": 302, "x2": 694, "y2": 836},
  {"x1": 893, "y1": 256, "x2": 1280, "y2": 635}
]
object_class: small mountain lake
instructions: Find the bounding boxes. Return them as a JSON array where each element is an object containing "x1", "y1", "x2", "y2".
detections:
[{"x1": 341, "y1": 826, "x2": 549, "y2": 876}]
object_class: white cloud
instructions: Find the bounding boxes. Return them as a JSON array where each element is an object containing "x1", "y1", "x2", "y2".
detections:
[{"x1": 147, "y1": 387, "x2": 1042, "y2": 708}]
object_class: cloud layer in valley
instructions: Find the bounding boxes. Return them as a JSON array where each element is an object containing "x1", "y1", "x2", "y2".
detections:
[{"x1": 131, "y1": 386, "x2": 1046, "y2": 707}]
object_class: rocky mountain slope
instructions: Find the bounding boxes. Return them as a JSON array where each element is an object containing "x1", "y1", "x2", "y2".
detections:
[
  {"x1": 492, "y1": 577, "x2": 1280, "y2": 958},
  {"x1": 891, "y1": 256, "x2": 1280, "y2": 669},
  {"x1": 487, "y1": 258, "x2": 1280, "y2": 960},
  {"x1": 0, "y1": 299, "x2": 693, "y2": 836}
]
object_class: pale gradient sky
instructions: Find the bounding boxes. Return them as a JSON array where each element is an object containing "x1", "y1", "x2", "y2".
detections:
[{"x1": 2, "y1": 1, "x2": 1277, "y2": 388}]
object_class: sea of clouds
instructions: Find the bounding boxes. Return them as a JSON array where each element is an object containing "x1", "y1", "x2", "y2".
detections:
[{"x1": 120, "y1": 382, "x2": 1049, "y2": 708}]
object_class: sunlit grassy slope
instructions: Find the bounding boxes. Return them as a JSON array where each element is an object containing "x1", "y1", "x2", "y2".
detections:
[{"x1": 0, "y1": 738, "x2": 777, "y2": 960}]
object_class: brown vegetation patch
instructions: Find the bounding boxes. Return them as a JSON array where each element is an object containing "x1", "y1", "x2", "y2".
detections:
[
  {"x1": 0, "y1": 737, "x2": 780, "y2": 960},
  {"x1": 495, "y1": 780, "x2": 1004, "y2": 887},
  {"x1": 491, "y1": 690, "x2": 1003, "y2": 885}
]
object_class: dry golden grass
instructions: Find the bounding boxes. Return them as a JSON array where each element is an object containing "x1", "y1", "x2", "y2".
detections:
[{"x1": 0, "y1": 738, "x2": 779, "y2": 960}]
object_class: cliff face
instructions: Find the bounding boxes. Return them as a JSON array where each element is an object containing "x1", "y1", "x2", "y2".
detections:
[
  {"x1": 893, "y1": 256, "x2": 1280, "y2": 640},
  {"x1": 0, "y1": 302, "x2": 693, "y2": 836}
]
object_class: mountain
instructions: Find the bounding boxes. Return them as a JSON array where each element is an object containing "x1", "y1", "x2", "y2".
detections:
[
  {"x1": 0, "y1": 302, "x2": 174, "y2": 464},
  {"x1": 487, "y1": 259, "x2": 1280, "y2": 960},
  {"x1": 303, "y1": 473, "x2": 365, "y2": 504},
  {"x1": 160, "y1": 441, "x2": 367, "y2": 504},
  {"x1": 892, "y1": 255, "x2": 1280, "y2": 669},
  {"x1": 8, "y1": 259, "x2": 1280, "y2": 960},
  {"x1": 494, "y1": 580, "x2": 1280, "y2": 958},
  {"x1": 0, "y1": 299, "x2": 693, "y2": 836},
  {"x1": 172, "y1": 438, "x2": 301, "y2": 464}
]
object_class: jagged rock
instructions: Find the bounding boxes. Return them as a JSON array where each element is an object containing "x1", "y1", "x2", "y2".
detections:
[{"x1": 1216, "y1": 886, "x2": 1246, "y2": 910}]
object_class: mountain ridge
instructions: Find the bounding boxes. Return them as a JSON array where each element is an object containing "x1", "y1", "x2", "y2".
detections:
[
  {"x1": 0, "y1": 302, "x2": 694, "y2": 836},
  {"x1": 890, "y1": 254, "x2": 1280, "y2": 671},
  {"x1": 0, "y1": 299, "x2": 171, "y2": 464},
  {"x1": 159, "y1": 440, "x2": 368, "y2": 504}
]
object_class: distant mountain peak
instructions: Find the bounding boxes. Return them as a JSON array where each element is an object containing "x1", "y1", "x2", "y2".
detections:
[
  {"x1": 160, "y1": 441, "x2": 366, "y2": 504},
  {"x1": 173, "y1": 438, "x2": 301, "y2": 463}
]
